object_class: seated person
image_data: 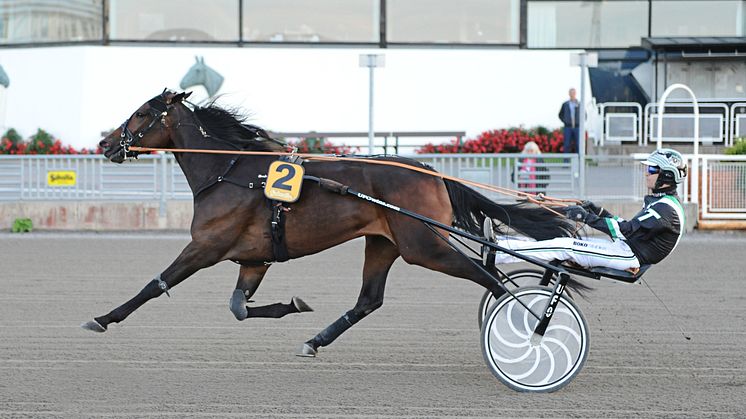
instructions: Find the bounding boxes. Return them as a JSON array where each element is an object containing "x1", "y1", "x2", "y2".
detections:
[{"x1": 489, "y1": 148, "x2": 687, "y2": 272}]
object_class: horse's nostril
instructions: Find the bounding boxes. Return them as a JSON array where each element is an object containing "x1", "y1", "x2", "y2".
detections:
[{"x1": 99, "y1": 139, "x2": 109, "y2": 148}]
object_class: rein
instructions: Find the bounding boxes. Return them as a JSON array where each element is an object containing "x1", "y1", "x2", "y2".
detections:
[{"x1": 128, "y1": 145, "x2": 579, "y2": 216}]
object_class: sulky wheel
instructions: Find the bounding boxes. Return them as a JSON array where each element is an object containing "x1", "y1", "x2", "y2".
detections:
[
  {"x1": 477, "y1": 269, "x2": 549, "y2": 328},
  {"x1": 480, "y1": 286, "x2": 589, "y2": 393}
]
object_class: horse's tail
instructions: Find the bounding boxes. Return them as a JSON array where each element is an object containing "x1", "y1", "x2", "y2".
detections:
[
  {"x1": 443, "y1": 178, "x2": 575, "y2": 240},
  {"x1": 443, "y1": 179, "x2": 592, "y2": 297}
]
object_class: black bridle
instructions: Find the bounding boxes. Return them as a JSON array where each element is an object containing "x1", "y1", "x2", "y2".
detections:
[{"x1": 118, "y1": 96, "x2": 171, "y2": 159}]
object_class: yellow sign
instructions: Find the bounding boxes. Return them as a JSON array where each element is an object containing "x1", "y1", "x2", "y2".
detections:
[
  {"x1": 47, "y1": 171, "x2": 76, "y2": 187},
  {"x1": 264, "y1": 161, "x2": 304, "y2": 203}
]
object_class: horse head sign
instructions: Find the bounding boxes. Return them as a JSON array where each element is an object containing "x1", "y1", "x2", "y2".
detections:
[{"x1": 180, "y1": 56, "x2": 223, "y2": 98}]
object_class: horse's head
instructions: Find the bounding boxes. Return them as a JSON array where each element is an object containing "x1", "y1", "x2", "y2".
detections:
[
  {"x1": 99, "y1": 90, "x2": 192, "y2": 163},
  {"x1": 179, "y1": 56, "x2": 224, "y2": 98},
  {"x1": 0, "y1": 64, "x2": 9, "y2": 88}
]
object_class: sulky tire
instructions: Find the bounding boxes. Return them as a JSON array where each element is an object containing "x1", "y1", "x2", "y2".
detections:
[
  {"x1": 480, "y1": 286, "x2": 589, "y2": 393},
  {"x1": 477, "y1": 269, "x2": 548, "y2": 328}
]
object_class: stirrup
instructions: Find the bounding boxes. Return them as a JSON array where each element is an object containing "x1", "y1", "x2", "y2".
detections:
[{"x1": 481, "y1": 218, "x2": 497, "y2": 267}]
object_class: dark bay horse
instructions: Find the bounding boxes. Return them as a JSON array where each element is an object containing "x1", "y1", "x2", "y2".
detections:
[{"x1": 84, "y1": 90, "x2": 575, "y2": 356}]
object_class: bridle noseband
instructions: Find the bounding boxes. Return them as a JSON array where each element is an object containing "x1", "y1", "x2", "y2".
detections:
[{"x1": 119, "y1": 97, "x2": 171, "y2": 159}]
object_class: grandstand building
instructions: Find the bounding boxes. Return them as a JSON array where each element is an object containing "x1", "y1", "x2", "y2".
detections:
[{"x1": 1, "y1": 0, "x2": 744, "y2": 149}]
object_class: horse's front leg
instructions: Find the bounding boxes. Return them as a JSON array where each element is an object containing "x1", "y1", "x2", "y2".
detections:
[
  {"x1": 229, "y1": 264, "x2": 313, "y2": 321},
  {"x1": 81, "y1": 240, "x2": 221, "y2": 332}
]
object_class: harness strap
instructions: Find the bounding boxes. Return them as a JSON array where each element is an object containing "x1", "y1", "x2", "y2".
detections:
[
  {"x1": 270, "y1": 201, "x2": 291, "y2": 262},
  {"x1": 193, "y1": 157, "x2": 267, "y2": 198},
  {"x1": 268, "y1": 154, "x2": 305, "y2": 263}
]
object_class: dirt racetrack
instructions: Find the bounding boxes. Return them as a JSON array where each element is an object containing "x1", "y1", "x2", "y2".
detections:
[{"x1": 1, "y1": 231, "x2": 744, "y2": 418}]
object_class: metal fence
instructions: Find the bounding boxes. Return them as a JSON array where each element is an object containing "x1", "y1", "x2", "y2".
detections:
[
  {"x1": 597, "y1": 101, "x2": 745, "y2": 147},
  {"x1": 0, "y1": 154, "x2": 191, "y2": 202},
  {"x1": 415, "y1": 153, "x2": 579, "y2": 201},
  {"x1": 701, "y1": 155, "x2": 746, "y2": 219},
  {"x1": 0, "y1": 153, "x2": 652, "y2": 203},
  {"x1": 2, "y1": 153, "x2": 745, "y2": 219}
]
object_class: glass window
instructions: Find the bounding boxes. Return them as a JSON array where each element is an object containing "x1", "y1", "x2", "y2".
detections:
[
  {"x1": 109, "y1": 0, "x2": 239, "y2": 41},
  {"x1": 242, "y1": 0, "x2": 379, "y2": 43},
  {"x1": 527, "y1": 1, "x2": 648, "y2": 48},
  {"x1": 386, "y1": 0, "x2": 520, "y2": 44},
  {"x1": 0, "y1": 0, "x2": 102, "y2": 44},
  {"x1": 652, "y1": 1, "x2": 746, "y2": 37}
]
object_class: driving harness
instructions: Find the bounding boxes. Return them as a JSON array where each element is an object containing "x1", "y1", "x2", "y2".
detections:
[{"x1": 194, "y1": 155, "x2": 303, "y2": 264}]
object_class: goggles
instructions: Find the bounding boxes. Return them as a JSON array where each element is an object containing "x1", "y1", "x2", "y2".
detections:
[{"x1": 646, "y1": 166, "x2": 661, "y2": 175}]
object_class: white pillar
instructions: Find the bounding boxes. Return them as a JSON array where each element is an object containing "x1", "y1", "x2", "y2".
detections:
[{"x1": 360, "y1": 54, "x2": 384, "y2": 155}]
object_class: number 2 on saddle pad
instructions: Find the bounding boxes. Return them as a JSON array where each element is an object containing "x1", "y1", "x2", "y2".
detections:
[{"x1": 264, "y1": 161, "x2": 305, "y2": 203}]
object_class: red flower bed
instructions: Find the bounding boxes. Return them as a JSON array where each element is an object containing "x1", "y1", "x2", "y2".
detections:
[
  {"x1": 288, "y1": 138, "x2": 358, "y2": 155},
  {"x1": 1, "y1": 128, "x2": 102, "y2": 155},
  {"x1": 417, "y1": 127, "x2": 564, "y2": 154}
]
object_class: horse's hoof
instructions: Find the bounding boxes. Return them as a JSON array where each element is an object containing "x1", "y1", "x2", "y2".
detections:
[
  {"x1": 80, "y1": 319, "x2": 107, "y2": 333},
  {"x1": 296, "y1": 343, "x2": 317, "y2": 357},
  {"x1": 229, "y1": 289, "x2": 248, "y2": 320},
  {"x1": 292, "y1": 296, "x2": 314, "y2": 313}
]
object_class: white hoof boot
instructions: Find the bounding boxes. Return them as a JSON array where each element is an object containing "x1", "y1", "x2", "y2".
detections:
[
  {"x1": 229, "y1": 289, "x2": 248, "y2": 320},
  {"x1": 296, "y1": 343, "x2": 317, "y2": 357},
  {"x1": 292, "y1": 296, "x2": 314, "y2": 313},
  {"x1": 80, "y1": 319, "x2": 106, "y2": 333}
]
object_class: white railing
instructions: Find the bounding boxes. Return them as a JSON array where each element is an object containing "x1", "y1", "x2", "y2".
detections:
[
  {"x1": 0, "y1": 153, "x2": 583, "y2": 203},
  {"x1": 597, "y1": 102, "x2": 643, "y2": 146},
  {"x1": 0, "y1": 154, "x2": 189, "y2": 201},
  {"x1": 2, "y1": 153, "x2": 746, "y2": 220},
  {"x1": 700, "y1": 155, "x2": 746, "y2": 219},
  {"x1": 412, "y1": 153, "x2": 580, "y2": 200},
  {"x1": 731, "y1": 103, "x2": 746, "y2": 142},
  {"x1": 644, "y1": 102, "x2": 728, "y2": 146},
  {"x1": 597, "y1": 99, "x2": 746, "y2": 147}
]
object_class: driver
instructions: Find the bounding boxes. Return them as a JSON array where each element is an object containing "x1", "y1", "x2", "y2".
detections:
[{"x1": 487, "y1": 148, "x2": 687, "y2": 272}]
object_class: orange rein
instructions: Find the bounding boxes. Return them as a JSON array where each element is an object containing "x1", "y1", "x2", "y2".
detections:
[{"x1": 129, "y1": 146, "x2": 581, "y2": 216}]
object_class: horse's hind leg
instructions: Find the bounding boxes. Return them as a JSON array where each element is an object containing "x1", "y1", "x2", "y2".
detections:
[
  {"x1": 299, "y1": 235, "x2": 399, "y2": 357},
  {"x1": 230, "y1": 264, "x2": 313, "y2": 321},
  {"x1": 397, "y1": 227, "x2": 505, "y2": 298},
  {"x1": 81, "y1": 240, "x2": 222, "y2": 332}
]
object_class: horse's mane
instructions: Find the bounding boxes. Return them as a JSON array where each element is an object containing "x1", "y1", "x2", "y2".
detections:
[{"x1": 191, "y1": 103, "x2": 284, "y2": 151}]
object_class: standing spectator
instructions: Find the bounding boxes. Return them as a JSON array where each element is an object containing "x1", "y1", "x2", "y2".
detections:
[{"x1": 558, "y1": 88, "x2": 580, "y2": 154}]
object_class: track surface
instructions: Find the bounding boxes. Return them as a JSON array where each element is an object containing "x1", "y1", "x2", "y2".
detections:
[{"x1": 1, "y1": 232, "x2": 744, "y2": 418}]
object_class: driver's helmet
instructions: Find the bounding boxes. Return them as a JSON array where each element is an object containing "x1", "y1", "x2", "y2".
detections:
[{"x1": 641, "y1": 148, "x2": 688, "y2": 184}]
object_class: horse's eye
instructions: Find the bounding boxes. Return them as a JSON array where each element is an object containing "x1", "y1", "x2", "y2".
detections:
[{"x1": 135, "y1": 112, "x2": 146, "y2": 118}]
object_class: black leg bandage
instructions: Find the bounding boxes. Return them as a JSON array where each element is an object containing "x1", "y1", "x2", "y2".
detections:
[
  {"x1": 308, "y1": 310, "x2": 364, "y2": 349},
  {"x1": 141, "y1": 277, "x2": 169, "y2": 299},
  {"x1": 246, "y1": 302, "x2": 297, "y2": 318},
  {"x1": 98, "y1": 278, "x2": 167, "y2": 325}
]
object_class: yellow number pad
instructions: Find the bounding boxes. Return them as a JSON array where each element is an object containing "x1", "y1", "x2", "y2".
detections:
[{"x1": 264, "y1": 161, "x2": 305, "y2": 203}]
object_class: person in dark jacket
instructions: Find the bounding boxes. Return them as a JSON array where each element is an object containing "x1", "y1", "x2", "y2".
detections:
[
  {"x1": 488, "y1": 148, "x2": 687, "y2": 271},
  {"x1": 558, "y1": 88, "x2": 580, "y2": 153}
]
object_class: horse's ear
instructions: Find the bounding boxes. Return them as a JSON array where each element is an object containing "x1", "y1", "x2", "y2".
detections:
[
  {"x1": 169, "y1": 91, "x2": 193, "y2": 104},
  {"x1": 199, "y1": 56, "x2": 204, "y2": 64},
  {"x1": 194, "y1": 56, "x2": 200, "y2": 63}
]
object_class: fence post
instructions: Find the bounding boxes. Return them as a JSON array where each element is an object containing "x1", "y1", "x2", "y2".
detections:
[{"x1": 159, "y1": 152, "x2": 167, "y2": 218}]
